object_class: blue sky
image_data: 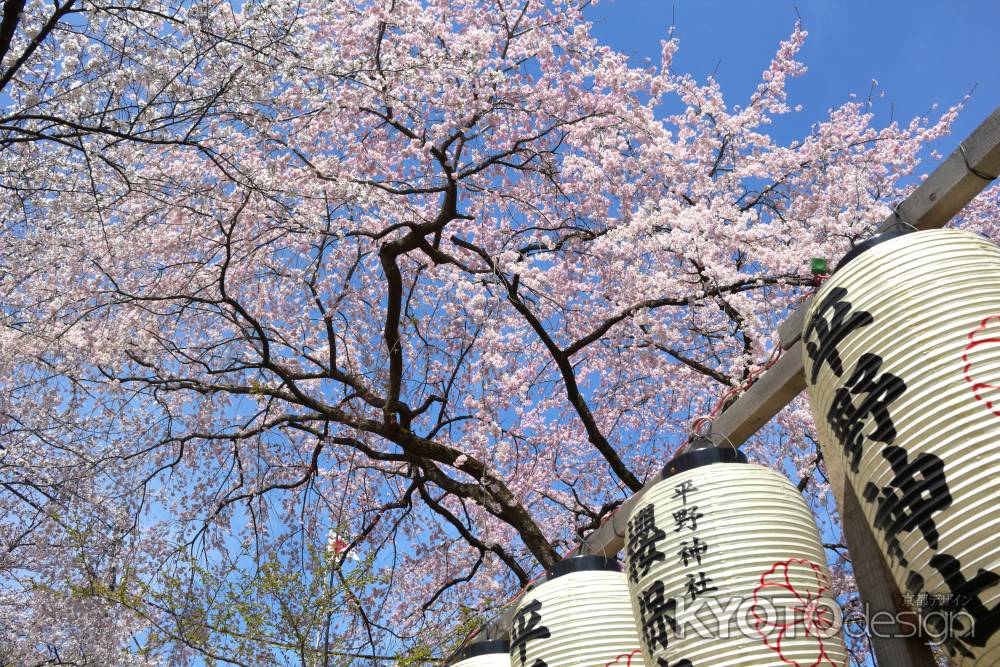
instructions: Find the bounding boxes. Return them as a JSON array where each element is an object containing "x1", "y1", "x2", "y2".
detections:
[
  {"x1": 586, "y1": 0, "x2": 999, "y2": 159},
  {"x1": 32, "y1": 3, "x2": 991, "y2": 663}
]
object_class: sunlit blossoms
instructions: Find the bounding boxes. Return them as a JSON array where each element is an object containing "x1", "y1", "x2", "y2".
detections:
[{"x1": 0, "y1": 0, "x2": 996, "y2": 663}]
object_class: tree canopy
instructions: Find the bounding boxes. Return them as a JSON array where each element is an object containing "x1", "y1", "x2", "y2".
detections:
[{"x1": 0, "y1": 0, "x2": 996, "y2": 664}]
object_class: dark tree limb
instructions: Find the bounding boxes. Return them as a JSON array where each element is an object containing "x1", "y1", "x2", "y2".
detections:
[{"x1": 450, "y1": 234, "x2": 643, "y2": 492}]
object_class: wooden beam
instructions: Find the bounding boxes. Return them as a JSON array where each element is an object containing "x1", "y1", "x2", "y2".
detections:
[
  {"x1": 709, "y1": 340, "x2": 806, "y2": 446},
  {"x1": 778, "y1": 296, "x2": 811, "y2": 349},
  {"x1": 448, "y1": 105, "x2": 1000, "y2": 665}
]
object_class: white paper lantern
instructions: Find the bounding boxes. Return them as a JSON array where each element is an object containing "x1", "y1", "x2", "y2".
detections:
[
  {"x1": 802, "y1": 228, "x2": 1000, "y2": 666},
  {"x1": 449, "y1": 640, "x2": 511, "y2": 667},
  {"x1": 508, "y1": 556, "x2": 646, "y2": 667},
  {"x1": 624, "y1": 448, "x2": 848, "y2": 667}
]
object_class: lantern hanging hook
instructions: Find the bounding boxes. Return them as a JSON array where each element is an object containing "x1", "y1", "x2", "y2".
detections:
[
  {"x1": 710, "y1": 430, "x2": 738, "y2": 452},
  {"x1": 959, "y1": 142, "x2": 998, "y2": 182},
  {"x1": 890, "y1": 202, "x2": 918, "y2": 233},
  {"x1": 691, "y1": 415, "x2": 713, "y2": 437}
]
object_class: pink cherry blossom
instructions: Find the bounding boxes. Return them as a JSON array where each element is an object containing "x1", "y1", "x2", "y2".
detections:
[{"x1": 0, "y1": 0, "x2": 995, "y2": 663}]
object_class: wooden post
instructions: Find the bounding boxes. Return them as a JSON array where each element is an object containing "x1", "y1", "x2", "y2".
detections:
[{"x1": 818, "y1": 439, "x2": 937, "y2": 666}]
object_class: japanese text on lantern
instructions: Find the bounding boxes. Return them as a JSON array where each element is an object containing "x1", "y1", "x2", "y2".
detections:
[
  {"x1": 624, "y1": 481, "x2": 706, "y2": 667},
  {"x1": 671, "y1": 480, "x2": 716, "y2": 608},
  {"x1": 804, "y1": 285, "x2": 1000, "y2": 659},
  {"x1": 510, "y1": 598, "x2": 550, "y2": 667}
]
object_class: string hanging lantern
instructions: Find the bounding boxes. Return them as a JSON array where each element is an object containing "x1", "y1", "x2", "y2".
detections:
[
  {"x1": 623, "y1": 446, "x2": 848, "y2": 667},
  {"x1": 448, "y1": 640, "x2": 512, "y2": 667},
  {"x1": 508, "y1": 555, "x2": 646, "y2": 667},
  {"x1": 802, "y1": 228, "x2": 1000, "y2": 665}
]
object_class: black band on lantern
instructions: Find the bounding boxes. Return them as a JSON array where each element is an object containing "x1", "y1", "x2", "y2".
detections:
[
  {"x1": 834, "y1": 228, "x2": 912, "y2": 273},
  {"x1": 662, "y1": 446, "x2": 748, "y2": 479},
  {"x1": 447, "y1": 639, "x2": 511, "y2": 665},
  {"x1": 545, "y1": 555, "x2": 621, "y2": 581}
]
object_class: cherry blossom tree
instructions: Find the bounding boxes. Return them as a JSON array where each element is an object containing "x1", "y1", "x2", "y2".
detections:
[{"x1": 1, "y1": 0, "x2": 996, "y2": 663}]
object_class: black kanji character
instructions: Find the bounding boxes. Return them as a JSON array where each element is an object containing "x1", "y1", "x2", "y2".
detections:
[
  {"x1": 637, "y1": 580, "x2": 680, "y2": 651},
  {"x1": 826, "y1": 353, "x2": 906, "y2": 473},
  {"x1": 673, "y1": 506, "x2": 703, "y2": 533},
  {"x1": 905, "y1": 555, "x2": 1000, "y2": 660},
  {"x1": 804, "y1": 286, "x2": 874, "y2": 384},
  {"x1": 862, "y1": 446, "x2": 952, "y2": 566},
  {"x1": 510, "y1": 598, "x2": 550, "y2": 666},
  {"x1": 673, "y1": 480, "x2": 697, "y2": 505},
  {"x1": 627, "y1": 504, "x2": 667, "y2": 584},
  {"x1": 678, "y1": 536, "x2": 708, "y2": 567},
  {"x1": 926, "y1": 554, "x2": 1000, "y2": 659},
  {"x1": 685, "y1": 572, "x2": 718, "y2": 601}
]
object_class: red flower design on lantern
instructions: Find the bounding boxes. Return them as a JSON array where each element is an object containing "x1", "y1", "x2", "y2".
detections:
[
  {"x1": 963, "y1": 316, "x2": 1000, "y2": 416},
  {"x1": 750, "y1": 558, "x2": 844, "y2": 667},
  {"x1": 605, "y1": 649, "x2": 642, "y2": 667}
]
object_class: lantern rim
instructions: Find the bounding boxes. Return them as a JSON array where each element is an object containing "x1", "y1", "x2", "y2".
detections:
[
  {"x1": 662, "y1": 446, "x2": 748, "y2": 478},
  {"x1": 834, "y1": 228, "x2": 912, "y2": 273},
  {"x1": 544, "y1": 554, "x2": 621, "y2": 582},
  {"x1": 446, "y1": 639, "x2": 511, "y2": 665}
]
